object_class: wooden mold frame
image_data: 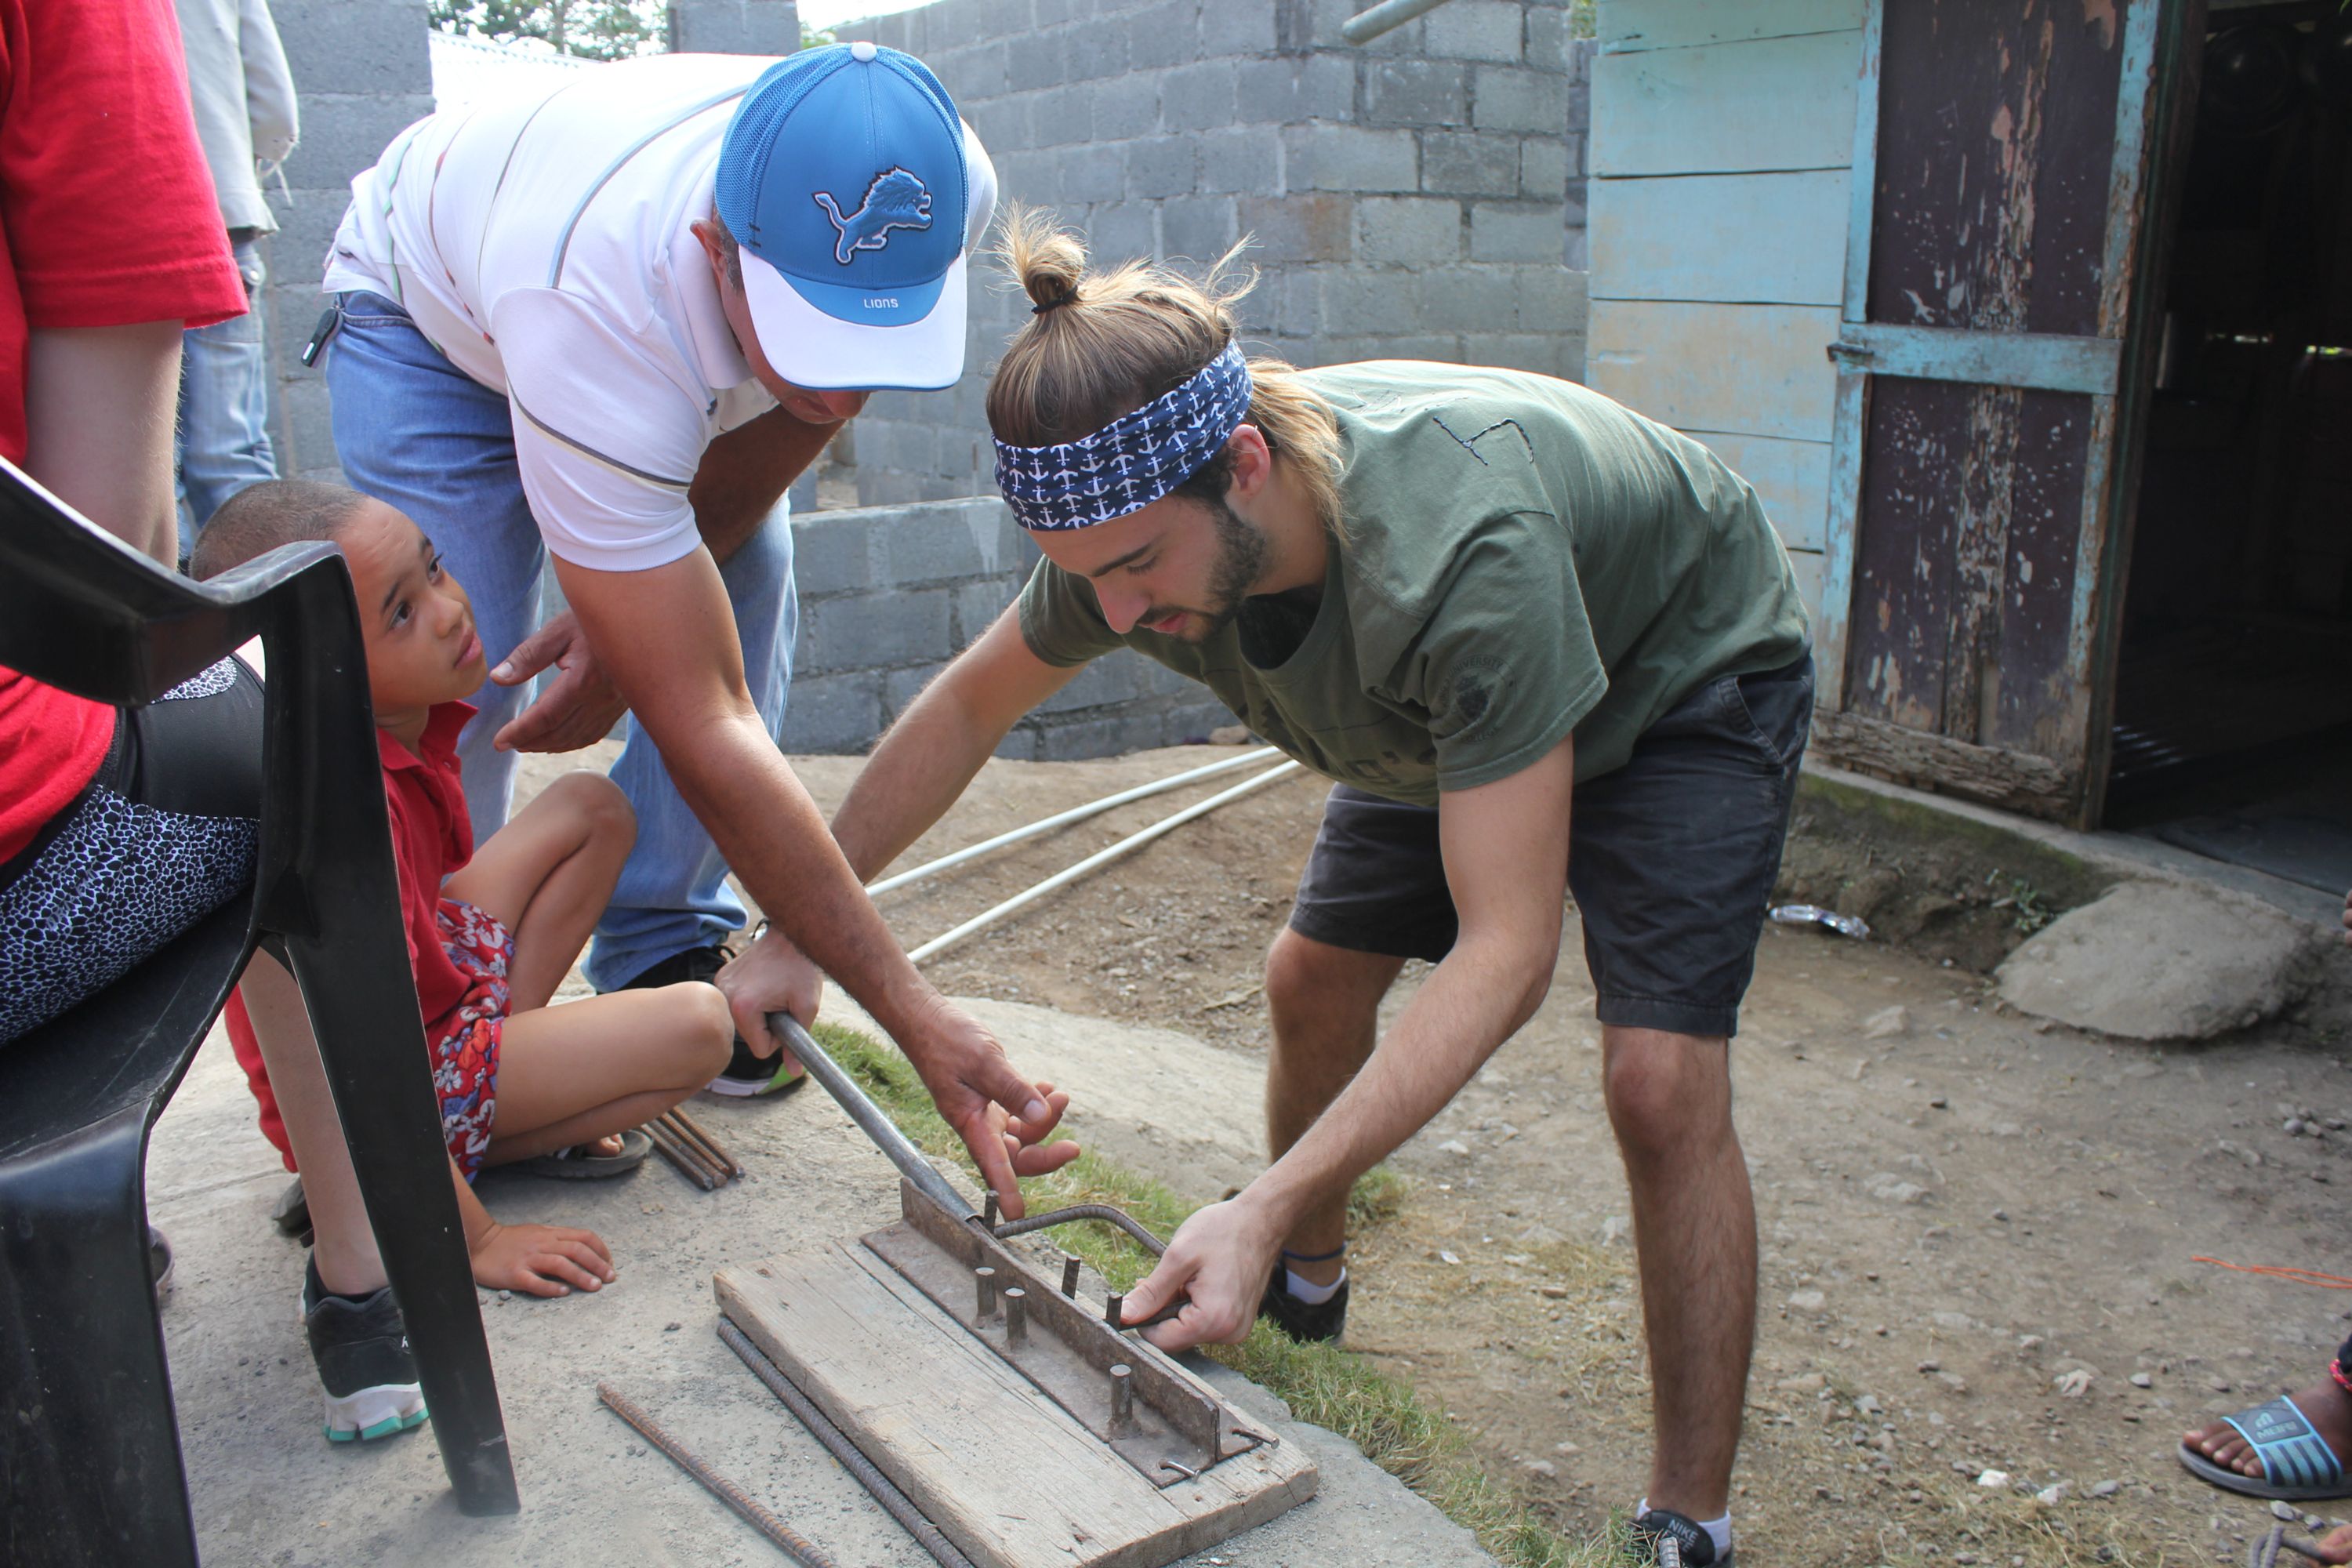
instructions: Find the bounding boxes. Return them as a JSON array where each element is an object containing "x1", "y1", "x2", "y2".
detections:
[{"x1": 713, "y1": 1180, "x2": 1318, "y2": 1568}]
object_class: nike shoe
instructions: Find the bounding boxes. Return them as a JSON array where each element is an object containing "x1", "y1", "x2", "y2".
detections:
[
  {"x1": 612, "y1": 943, "x2": 805, "y2": 1098},
  {"x1": 1628, "y1": 1508, "x2": 1732, "y2": 1566},
  {"x1": 1258, "y1": 1273, "x2": 1348, "y2": 1345},
  {"x1": 303, "y1": 1256, "x2": 426, "y2": 1443}
]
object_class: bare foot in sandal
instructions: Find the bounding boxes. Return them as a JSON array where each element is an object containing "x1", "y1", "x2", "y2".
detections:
[{"x1": 2182, "y1": 1377, "x2": 2352, "y2": 1497}]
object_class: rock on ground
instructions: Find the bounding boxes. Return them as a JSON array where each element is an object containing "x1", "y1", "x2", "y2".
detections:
[{"x1": 1994, "y1": 879, "x2": 2321, "y2": 1040}]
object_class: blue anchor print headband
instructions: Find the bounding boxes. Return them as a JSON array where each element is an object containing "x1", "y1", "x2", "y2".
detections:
[{"x1": 993, "y1": 345, "x2": 1253, "y2": 532}]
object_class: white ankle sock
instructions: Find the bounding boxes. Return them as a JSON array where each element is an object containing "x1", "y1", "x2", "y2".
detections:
[
  {"x1": 1635, "y1": 1500, "x2": 1732, "y2": 1559},
  {"x1": 1283, "y1": 1266, "x2": 1345, "y2": 1305}
]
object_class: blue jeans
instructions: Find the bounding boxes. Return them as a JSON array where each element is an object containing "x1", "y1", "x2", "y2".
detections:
[
  {"x1": 324, "y1": 291, "x2": 797, "y2": 990},
  {"x1": 176, "y1": 234, "x2": 278, "y2": 559}
]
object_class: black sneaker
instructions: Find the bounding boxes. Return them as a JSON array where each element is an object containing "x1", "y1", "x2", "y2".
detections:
[
  {"x1": 1258, "y1": 1273, "x2": 1348, "y2": 1345},
  {"x1": 303, "y1": 1256, "x2": 426, "y2": 1443},
  {"x1": 1628, "y1": 1508, "x2": 1730, "y2": 1567},
  {"x1": 612, "y1": 943, "x2": 804, "y2": 1098}
]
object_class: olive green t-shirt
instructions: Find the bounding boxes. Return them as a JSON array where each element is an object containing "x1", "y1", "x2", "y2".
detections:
[{"x1": 1017, "y1": 362, "x2": 1810, "y2": 806}]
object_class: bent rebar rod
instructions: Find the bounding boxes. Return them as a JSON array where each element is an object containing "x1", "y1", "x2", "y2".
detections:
[{"x1": 990, "y1": 1203, "x2": 1169, "y2": 1258}]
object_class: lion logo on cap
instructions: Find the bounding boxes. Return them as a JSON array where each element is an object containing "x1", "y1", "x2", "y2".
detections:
[{"x1": 812, "y1": 167, "x2": 933, "y2": 265}]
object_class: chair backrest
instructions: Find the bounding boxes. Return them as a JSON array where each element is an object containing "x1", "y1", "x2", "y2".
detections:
[{"x1": 0, "y1": 459, "x2": 339, "y2": 706}]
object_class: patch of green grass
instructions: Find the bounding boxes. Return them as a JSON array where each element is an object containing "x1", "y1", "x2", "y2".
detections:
[{"x1": 811, "y1": 1022, "x2": 1621, "y2": 1568}]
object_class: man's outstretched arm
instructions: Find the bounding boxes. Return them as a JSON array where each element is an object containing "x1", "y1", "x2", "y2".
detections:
[
  {"x1": 836, "y1": 604, "x2": 1084, "y2": 877},
  {"x1": 713, "y1": 603, "x2": 1082, "y2": 1044},
  {"x1": 550, "y1": 549, "x2": 1077, "y2": 1211},
  {"x1": 1120, "y1": 736, "x2": 1577, "y2": 1350}
]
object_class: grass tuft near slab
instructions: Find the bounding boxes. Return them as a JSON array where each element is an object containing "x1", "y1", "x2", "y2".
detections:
[{"x1": 813, "y1": 1022, "x2": 1624, "y2": 1568}]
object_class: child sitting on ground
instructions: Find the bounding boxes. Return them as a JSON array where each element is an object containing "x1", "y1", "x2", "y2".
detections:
[{"x1": 195, "y1": 480, "x2": 735, "y2": 1441}]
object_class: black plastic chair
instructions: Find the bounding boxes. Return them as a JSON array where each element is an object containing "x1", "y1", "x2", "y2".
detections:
[{"x1": 0, "y1": 461, "x2": 519, "y2": 1564}]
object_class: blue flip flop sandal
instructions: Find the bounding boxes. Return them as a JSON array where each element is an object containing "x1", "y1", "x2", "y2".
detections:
[{"x1": 2177, "y1": 1395, "x2": 2352, "y2": 1501}]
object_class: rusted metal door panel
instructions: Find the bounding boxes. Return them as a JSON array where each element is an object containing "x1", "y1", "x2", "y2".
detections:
[
  {"x1": 1816, "y1": 0, "x2": 2197, "y2": 825},
  {"x1": 1870, "y1": 0, "x2": 2129, "y2": 338},
  {"x1": 1846, "y1": 378, "x2": 2093, "y2": 752}
]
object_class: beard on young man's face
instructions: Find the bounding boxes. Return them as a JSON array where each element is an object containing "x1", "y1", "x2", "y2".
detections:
[{"x1": 1139, "y1": 497, "x2": 1268, "y2": 641}]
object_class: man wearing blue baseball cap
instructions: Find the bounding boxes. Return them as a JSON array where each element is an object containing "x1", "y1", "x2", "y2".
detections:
[{"x1": 306, "y1": 43, "x2": 1077, "y2": 1200}]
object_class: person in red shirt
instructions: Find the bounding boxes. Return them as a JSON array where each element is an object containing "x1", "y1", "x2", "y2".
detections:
[
  {"x1": 0, "y1": 0, "x2": 252, "y2": 998},
  {"x1": 194, "y1": 481, "x2": 735, "y2": 1374},
  {"x1": 0, "y1": 0, "x2": 475, "y2": 1451}
]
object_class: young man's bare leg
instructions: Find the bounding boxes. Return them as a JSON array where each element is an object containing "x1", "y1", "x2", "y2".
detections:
[
  {"x1": 237, "y1": 951, "x2": 387, "y2": 1298},
  {"x1": 1603, "y1": 1024, "x2": 1755, "y2": 1524},
  {"x1": 1262, "y1": 928, "x2": 1405, "y2": 1286},
  {"x1": 477, "y1": 982, "x2": 733, "y2": 1167},
  {"x1": 441, "y1": 771, "x2": 634, "y2": 1011}
]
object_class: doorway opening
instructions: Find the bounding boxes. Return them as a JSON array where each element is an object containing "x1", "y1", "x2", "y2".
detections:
[{"x1": 2109, "y1": 1, "x2": 2352, "y2": 893}]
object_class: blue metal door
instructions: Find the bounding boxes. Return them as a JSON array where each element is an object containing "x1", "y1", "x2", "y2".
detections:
[{"x1": 1815, "y1": 0, "x2": 2201, "y2": 826}]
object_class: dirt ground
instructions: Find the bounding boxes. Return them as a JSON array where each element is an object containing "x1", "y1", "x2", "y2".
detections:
[{"x1": 746, "y1": 743, "x2": 2352, "y2": 1565}]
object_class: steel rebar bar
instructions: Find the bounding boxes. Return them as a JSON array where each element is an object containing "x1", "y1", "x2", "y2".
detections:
[
  {"x1": 665, "y1": 1107, "x2": 742, "y2": 1178},
  {"x1": 718, "y1": 1320, "x2": 978, "y2": 1568},
  {"x1": 598, "y1": 1381, "x2": 842, "y2": 1568},
  {"x1": 644, "y1": 1118, "x2": 717, "y2": 1190}
]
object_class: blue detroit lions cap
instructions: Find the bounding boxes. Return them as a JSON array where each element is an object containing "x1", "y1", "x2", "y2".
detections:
[{"x1": 716, "y1": 42, "x2": 972, "y2": 390}]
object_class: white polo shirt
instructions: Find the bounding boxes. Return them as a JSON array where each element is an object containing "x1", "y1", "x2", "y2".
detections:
[{"x1": 324, "y1": 51, "x2": 996, "y2": 573}]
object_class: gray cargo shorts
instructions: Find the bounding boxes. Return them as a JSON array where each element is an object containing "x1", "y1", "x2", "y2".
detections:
[{"x1": 1286, "y1": 651, "x2": 1813, "y2": 1040}]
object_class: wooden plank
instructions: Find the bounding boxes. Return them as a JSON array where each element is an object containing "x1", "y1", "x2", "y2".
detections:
[
  {"x1": 1589, "y1": 171, "x2": 1849, "y2": 307},
  {"x1": 1812, "y1": 711, "x2": 2078, "y2": 821},
  {"x1": 1586, "y1": 300, "x2": 1841, "y2": 442},
  {"x1": 1601, "y1": 0, "x2": 1867, "y2": 55},
  {"x1": 1592, "y1": 31, "x2": 1863, "y2": 177},
  {"x1": 715, "y1": 1250, "x2": 1316, "y2": 1568},
  {"x1": 1678, "y1": 430, "x2": 1830, "y2": 554},
  {"x1": 1838, "y1": 324, "x2": 2121, "y2": 394}
]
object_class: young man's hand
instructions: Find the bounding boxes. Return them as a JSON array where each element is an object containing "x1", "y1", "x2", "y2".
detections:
[
  {"x1": 1121, "y1": 1193, "x2": 1285, "y2": 1352},
  {"x1": 468, "y1": 1218, "x2": 615, "y2": 1297}
]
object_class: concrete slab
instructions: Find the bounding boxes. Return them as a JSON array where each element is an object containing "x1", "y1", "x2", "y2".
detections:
[{"x1": 150, "y1": 1014, "x2": 1492, "y2": 1566}]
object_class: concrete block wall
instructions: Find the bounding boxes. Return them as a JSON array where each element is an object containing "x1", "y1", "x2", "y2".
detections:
[
  {"x1": 842, "y1": 0, "x2": 1595, "y2": 506},
  {"x1": 256, "y1": 0, "x2": 437, "y2": 482},
  {"x1": 782, "y1": 497, "x2": 1238, "y2": 756}
]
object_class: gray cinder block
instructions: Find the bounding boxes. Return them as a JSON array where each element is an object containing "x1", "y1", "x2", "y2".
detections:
[
  {"x1": 1469, "y1": 200, "x2": 1563, "y2": 262},
  {"x1": 1356, "y1": 197, "x2": 1462, "y2": 265},
  {"x1": 1425, "y1": 0, "x2": 1523, "y2": 64},
  {"x1": 1471, "y1": 65, "x2": 1568, "y2": 132},
  {"x1": 1420, "y1": 131, "x2": 1521, "y2": 196}
]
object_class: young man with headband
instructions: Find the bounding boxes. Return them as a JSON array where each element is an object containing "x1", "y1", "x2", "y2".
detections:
[
  {"x1": 307, "y1": 45, "x2": 1078, "y2": 1210},
  {"x1": 753, "y1": 214, "x2": 1813, "y2": 1564}
]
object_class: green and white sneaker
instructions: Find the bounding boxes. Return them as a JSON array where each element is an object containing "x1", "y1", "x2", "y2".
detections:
[{"x1": 303, "y1": 1257, "x2": 427, "y2": 1443}]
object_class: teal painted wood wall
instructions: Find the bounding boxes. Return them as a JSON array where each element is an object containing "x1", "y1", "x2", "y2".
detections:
[{"x1": 1584, "y1": 0, "x2": 1868, "y2": 615}]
